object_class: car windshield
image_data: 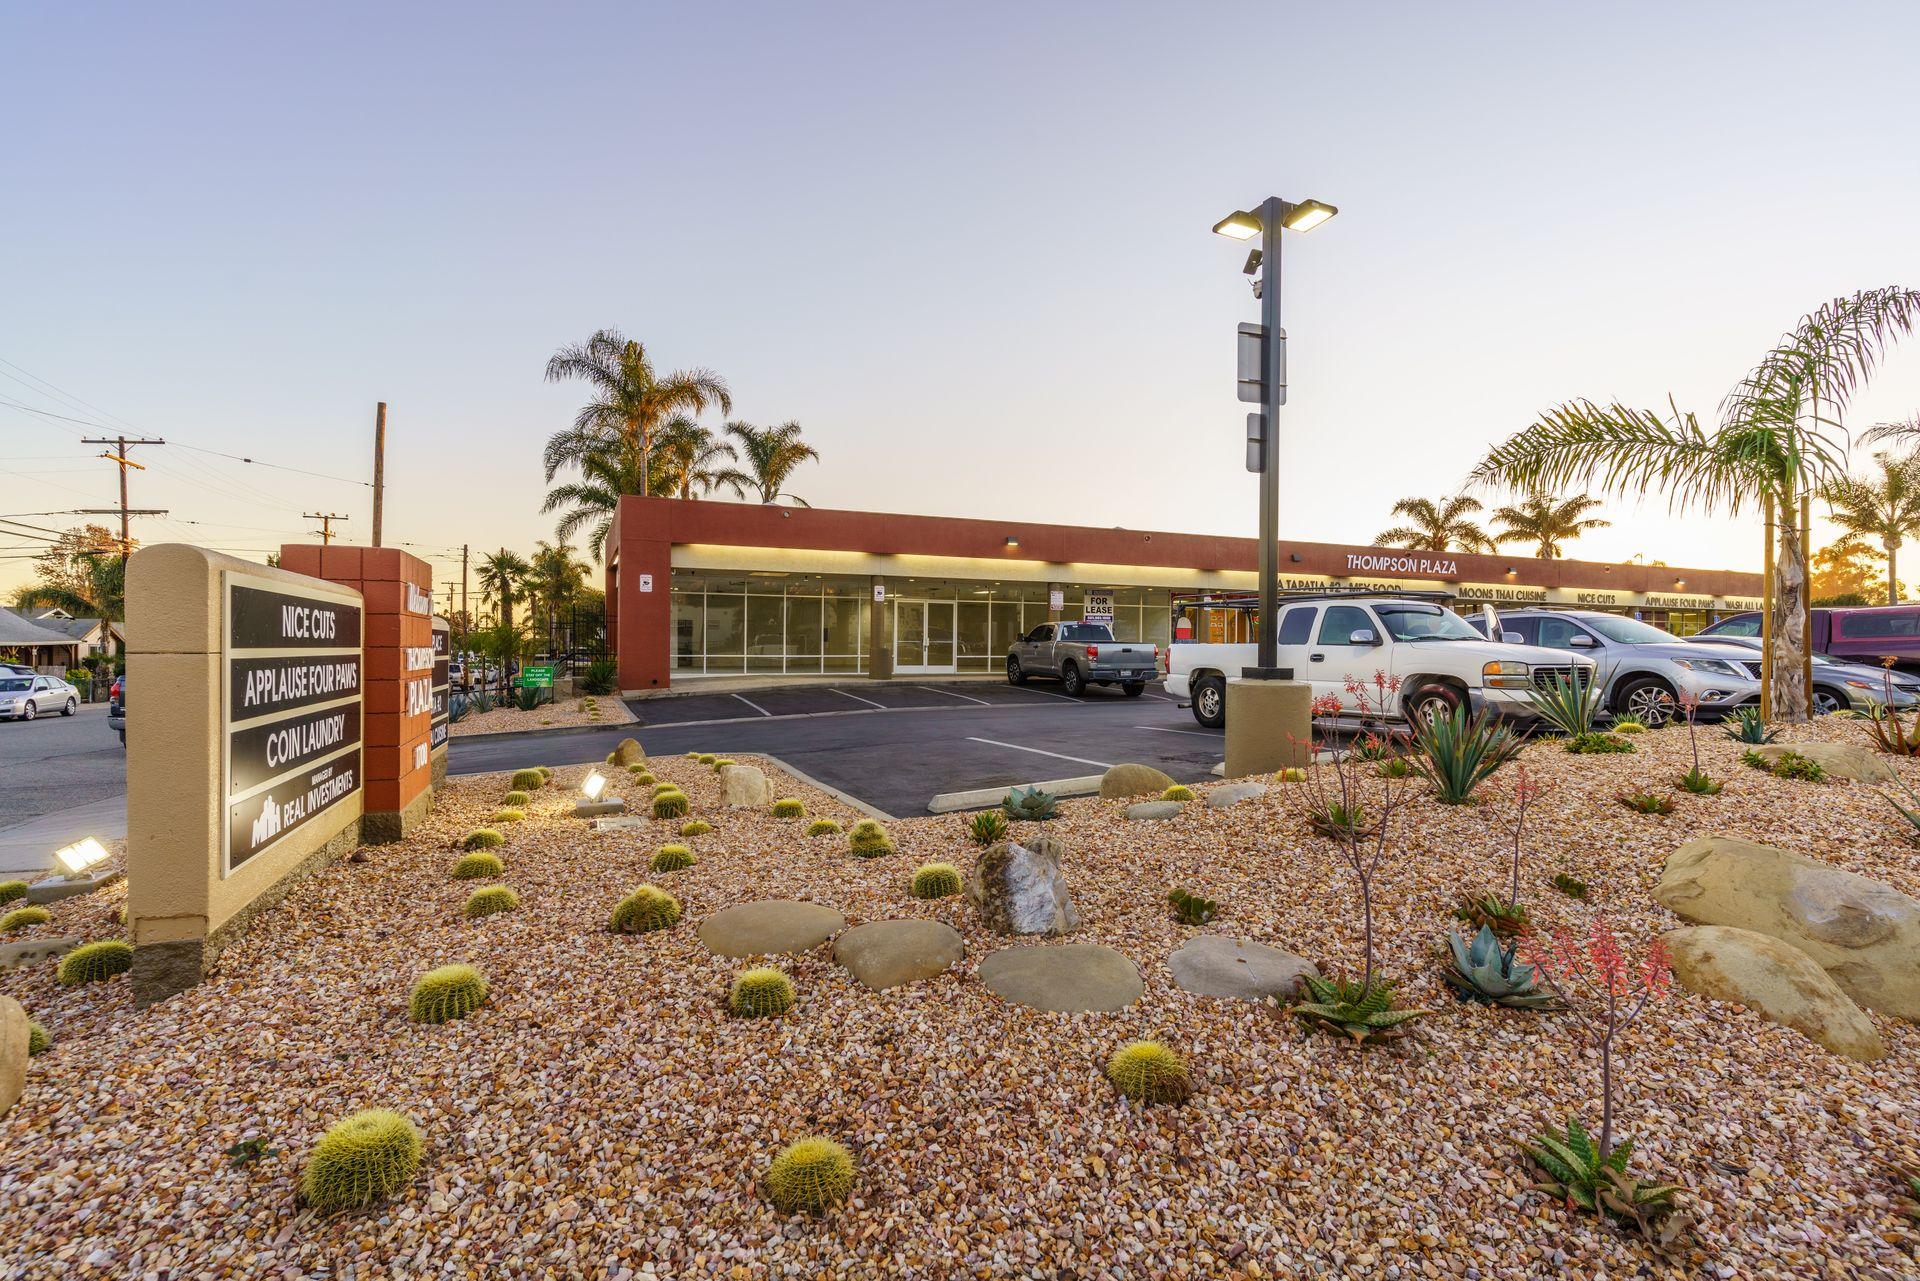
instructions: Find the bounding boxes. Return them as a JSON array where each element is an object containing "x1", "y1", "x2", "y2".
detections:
[
  {"x1": 1584, "y1": 615, "x2": 1678, "y2": 645},
  {"x1": 0, "y1": 678, "x2": 28, "y2": 692},
  {"x1": 1375, "y1": 605, "x2": 1483, "y2": 641}
]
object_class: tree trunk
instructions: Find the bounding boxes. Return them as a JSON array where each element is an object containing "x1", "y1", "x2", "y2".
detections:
[
  {"x1": 1889, "y1": 538, "x2": 1901, "y2": 606},
  {"x1": 1771, "y1": 512, "x2": 1812, "y2": 723}
]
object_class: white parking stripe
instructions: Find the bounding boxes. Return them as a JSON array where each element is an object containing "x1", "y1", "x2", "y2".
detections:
[
  {"x1": 731, "y1": 693, "x2": 773, "y2": 717},
  {"x1": 1013, "y1": 685, "x2": 1080, "y2": 702},
  {"x1": 830, "y1": 687, "x2": 889, "y2": 709},
  {"x1": 1142, "y1": 691, "x2": 1179, "y2": 703},
  {"x1": 1131, "y1": 725, "x2": 1222, "y2": 738},
  {"x1": 965, "y1": 736, "x2": 1114, "y2": 769},
  {"x1": 917, "y1": 685, "x2": 990, "y2": 706}
]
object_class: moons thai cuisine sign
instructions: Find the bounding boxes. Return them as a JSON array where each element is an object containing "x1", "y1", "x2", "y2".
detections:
[{"x1": 223, "y1": 574, "x2": 363, "y2": 874}]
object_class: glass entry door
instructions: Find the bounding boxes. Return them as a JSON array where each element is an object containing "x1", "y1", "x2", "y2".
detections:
[{"x1": 893, "y1": 600, "x2": 958, "y2": 674}]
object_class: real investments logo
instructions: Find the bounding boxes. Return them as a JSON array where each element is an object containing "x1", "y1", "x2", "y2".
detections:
[{"x1": 250, "y1": 794, "x2": 282, "y2": 848}]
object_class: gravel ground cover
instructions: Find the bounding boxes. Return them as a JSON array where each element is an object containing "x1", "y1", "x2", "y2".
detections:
[
  {"x1": 2, "y1": 720, "x2": 1918, "y2": 1278},
  {"x1": 450, "y1": 693, "x2": 635, "y2": 738}
]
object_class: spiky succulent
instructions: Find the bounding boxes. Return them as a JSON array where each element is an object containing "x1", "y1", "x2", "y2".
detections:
[
  {"x1": 301, "y1": 1109, "x2": 423, "y2": 1212},
  {"x1": 680, "y1": 819, "x2": 713, "y2": 837},
  {"x1": 1001, "y1": 785, "x2": 1059, "y2": 822},
  {"x1": 609, "y1": 885, "x2": 680, "y2": 934},
  {"x1": 651, "y1": 781, "x2": 681, "y2": 796},
  {"x1": 763, "y1": 1137, "x2": 854, "y2": 1215},
  {"x1": 1167, "y1": 887, "x2": 1218, "y2": 925},
  {"x1": 488, "y1": 807, "x2": 526, "y2": 824},
  {"x1": 728, "y1": 966, "x2": 795, "y2": 1018},
  {"x1": 697, "y1": 753, "x2": 718, "y2": 766},
  {"x1": 502, "y1": 789, "x2": 531, "y2": 807},
  {"x1": 630, "y1": 768, "x2": 657, "y2": 786},
  {"x1": 1161, "y1": 784, "x2": 1195, "y2": 803},
  {"x1": 1615, "y1": 790, "x2": 1677, "y2": 815},
  {"x1": 461, "y1": 829, "x2": 504, "y2": 852},
  {"x1": 1104, "y1": 1040, "x2": 1192, "y2": 1104},
  {"x1": 1444, "y1": 926, "x2": 1562, "y2": 1010},
  {"x1": 967, "y1": 810, "x2": 1008, "y2": 846},
  {"x1": 462, "y1": 886, "x2": 519, "y2": 920},
  {"x1": 451, "y1": 852, "x2": 504, "y2": 880},
  {"x1": 1566, "y1": 731, "x2": 1634, "y2": 755},
  {"x1": 408, "y1": 964, "x2": 488, "y2": 1024},
  {"x1": 1522, "y1": 1117, "x2": 1685, "y2": 1244},
  {"x1": 57, "y1": 939, "x2": 133, "y2": 986},
  {"x1": 0, "y1": 879, "x2": 27, "y2": 907},
  {"x1": 2, "y1": 905, "x2": 51, "y2": 931},
  {"x1": 1551, "y1": 871, "x2": 1589, "y2": 899},
  {"x1": 1290, "y1": 974, "x2": 1429, "y2": 1044},
  {"x1": 1611, "y1": 717, "x2": 1648, "y2": 734},
  {"x1": 509, "y1": 768, "x2": 545, "y2": 791},
  {"x1": 712, "y1": 758, "x2": 737, "y2": 772},
  {"x1": 652, "y1": 791, "x2": 690, "y2": 820},
  {"x1": 536, "y1": 766, "x2": 554, "y2": 781},
  {"x1": 27, "y1": 1019, "x2": 50, "y2": 1056},
  {"x1": 1456, "y1": 891, "x2": 1529, "y2": 938},
  {"x1": 771, "y1": 798, "x2": 805, "y2": 819},
  {"x1": 806, "y1": 818, "x2": 842, "y2": 837},
  {"x1": 1769, "y1": 750, "x2": 1827, "y2": 782},
  {"x1": 847, "y1": 819, "x2": 893, "y2": 858},
  {"x1": 910, "y1": 863, "x2": 963, "y2": 899},
  {"x1": 1722, "y1": 706, "x2": 1778, "y2": 744},
  {"x1": 1306, "y1": 802, "x2": 1375, "y2": 839},
  {"x1": 1678, "y1": 767, "x2": 1723, "y2": 795},
  {"x1": 1274, "y1": 766, "x2": 1308, "y2": 783},
  {"x1": 651, "y1": 844, "x2": 697, "y2": 872}
]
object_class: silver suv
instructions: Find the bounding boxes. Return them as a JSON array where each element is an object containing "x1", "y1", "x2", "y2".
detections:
[{"x1": 1480, "y1": 609, "x2": 1760, "y2": 725}]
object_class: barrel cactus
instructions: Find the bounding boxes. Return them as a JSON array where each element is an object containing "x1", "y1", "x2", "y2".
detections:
[
  {"x1": 451, "y1": 852, "x2": 504, "y2": 880},
  {"x1": 609, "y1": 885, "x2": 680, "y2": 934},
  {"x1": 408, "y1": 964, "x2": 489, "y2": 1024},
  {"x1": 1274, "y1": 767, "x2": 1308, "y2": 783},
  {"x1": 910, "y1": 863, "x2": 963, "y2": 899},
  {"x1": 510, "y1": 768, "x2": 545, "y2": 791},
  {"x1": 0, "y1": 879, "x2": 28, "y2": 906},
  {"x1": 58, "y1": 939, "x2": 133, "y2": 986},
  {"x1": 847, "y1": 819, "x2": 893, "y2": 858},
  {"x1": 462, "y1": 886, "x2": 519, "y2": 920},
  {"x1": 697, "y1": 753, "x2": 718, "y2": 766},
  {"x1": 806, "y1": 819, "x2": 842, "y2": 837},
  {"x1": 771, "y1": 798, "x2": 805, "y2": 819},
  {"x1": 651, "y1": 781, "x2": 682, "y2": 797},
  {"x1": 2, "y1": 905, "x2": 51, "y2": 931},
  {"x1": 1105, "y1": 1040, "x2": 1192, "y2": 1105},
  {"x1": 712, "y1": 757, "x2": 737, "y2": 772},
  {"x1": 502, "y1": 790, "x2": 531, "y2": 807},
  {"x1": 1161, "y1": 785, "x2": 1196, "y2": 803},
  {"x1": 536, "y1": 766, "x2": 554, "y2": 781},
  {"x1": 763, "y1": 1137, "x2": 854, "y2": 1214},
  {"x1": 652, "y1": 791, "x2": 690, "y2": 820},
  {"x1": 728, "y1": 966, "x2": 796, "y2": 1018},
  {"x1": 461, "y1": 828, "x2": 504, "y2": 852},
  {"x1": 631, "y1": 769, "x2": 657, "y2": 786},
  {"x1": 487, "y1": 807, "x2": 526, "y2": 824},
  {"x1": 680, "y1": 819, "x2": 714, "y2": 838},
  {"x1": 27, "y1": 1020, "x2": 50, "y2": 1056},
  {"x1": 300, "y1": 1109, "x2": 423, "y2": 1212},
  {"x1": 651, "y1": 844, "x2": 697, "y2": 872}
]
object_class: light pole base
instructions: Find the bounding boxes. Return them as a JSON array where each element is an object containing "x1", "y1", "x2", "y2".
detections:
[
  {"x1": 1224, "y1": 677, "x2": 1312, "y2": 778},
  {"x1": 1239, "y1": 666, "x2": 1295, "y2": 681}
]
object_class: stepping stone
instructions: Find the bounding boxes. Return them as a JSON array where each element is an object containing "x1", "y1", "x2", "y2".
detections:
[
  {"x1": 1168, "y1": 935, "x2": 1319, "y2": 1003},
  {"x1": 698, "y1": 901, "x2": 846, "y2": 958},
  {"x1": 1124, "y1": 801, "x2": 1183, "y2": 821},
  {"x1": 1206, "y1": 782, "x2": 1268, "y2": 809},
  {"x1": 834, "y1": 920, "x2": 964, "y2": 991},
  {"x1": 0, "y1": 936, "x2": 79, "y2": 970},
  {"x1": 979, "y1": 942, "x2": 1142, "y2": 1012}
]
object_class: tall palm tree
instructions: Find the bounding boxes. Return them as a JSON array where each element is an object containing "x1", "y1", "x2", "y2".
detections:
[
  {"x1": 1472, "y1": 287, "x2": 1920, "y2": 721},
  {"x1": 1373, "y1": 495, "x2": 1497, "y2": 553},
  {"x1": 1489, "y1": 493, "x2": 1611, "y2": 559},
  {"x1": 654, "y1": 417, "x2": 751, "y2": 500},
  {"x1": 1822, "y1": 453, "x2": 1920, "y2": 605},
  {"x1": 543, "y1": 329, "x2": 731, "y2": 492},
  {"x1": 476, "y1": 549, "x2": 531, "y2": 637},
  {"x1": 524, "y1": 540, "x2": 592, "y2": 656},
  {"x1": 541, "y1": 444, "x2": 650, "y2": 559},
  {"x1": 723, "y1": 420, "x2": 820, "y2": 505},
  {"x1": 11, "y1": 553, "x2": 124, "y2": 621}
]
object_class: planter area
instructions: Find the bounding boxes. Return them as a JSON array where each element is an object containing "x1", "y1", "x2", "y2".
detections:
[{"x1": 449, "y1": 692, "x2": 635, "y2": 738}]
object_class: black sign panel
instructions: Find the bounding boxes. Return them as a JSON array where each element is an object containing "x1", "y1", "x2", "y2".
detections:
[
  {"x1": 430, "y1": 617, "x2": 451, "y2": 751},
  {"x1": 229, "y1": 702, "x2": 362, "y2": 795},
  {"x1": 229, "y1": 654, "x2": 362, "y2": 723},
  {"x1": 228, "y1": 755, "x2": 360, "y2": 871},
  {"x1": 231, "y1": 583, "x2": 362, "y2": 651}
]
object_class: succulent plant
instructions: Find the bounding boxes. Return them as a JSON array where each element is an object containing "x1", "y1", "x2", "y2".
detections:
[
  {"x1": 502, "y1": 790, "x2": 531, "y2": 807},
  {"x1": 1167, "y1": 887, "x2": 1218, "y2": 925},
  {"x1": 728, "y1": 966, "x2": 795, "y2": 1017},
  {"x1": 300, "y1": 1109, "x2": 423, "y2": 1212},
  {"x1": 1678, "y1": 767, "x2": 1723, "y2": 795},
  {"x1": 1104, "y1": 1040, "x2": 1192, "y2": 1105},
  {"x1": 763, "y1": 1137, "x2": 855, "y2": 1215},
  {"x1": 536, "y1": 766, "x2": 554, "y2": 781},
  {"x1": 967, "y1": 810, "x2": 1008, "y2": 846},
  {"x1": 609, "y1": 885, "x2": 680, "y2": 933},
  {"x1": 697, "y1": 753, "x2": 718, "y2": 766},
  {"x1": 1306, "y1": 802, "x2": 1375, "y2": 840},
  {"x1": 681, "y1": 819, "x2": 714, "y2": 837},
  {"x1": 651, "y1": 844, "x2": 697, "y2": 872},
  {"x1": 461, "y1": 829, "x2": 504, "y2": 852},
  {"x1": 27, "y1": 1019, "x2": 50, "y2": 1056},
  {"x1": 652, "y1": 791, "x2": 690, "y2": 820},
  {"x1": 1722, "y1": 706, "x2": 1779, "y2": 744},
  {"x1": 1611, "y1": 716, "x2": 1648, "y2": 734},
  {"x1": 1741, "y1": 748, "x2": 1771, "y2": 771},
  {"x1": 0, "y1": 879, "x2": 28, "y2": 906},
  {"x1": 408, "y1": 963, "x2": 488, "y2": 1024},
  {"x1": 910, "y1": 862, "x2": 963, "y2": 899},
  {"x1": 1161, "y1": 784, "x2": 1196, "y2": 803},
  {"x1": 771, "y1": 798, "x2": 805, "y2": 819},
  {"x1": 462, "y1": 886, "x2": 519, "y2": 920},
  {"x1": 58, "y1": 939, "x2": 133, "y2": 986},
  {"x1": 1290, "y1": 974, "x2": 1429, "y2": 1044},
  {"x1": 1375, "y1": 756, "x2": 1414, "y2": 779},
  {"x1": 1522, "y1": 1117, "x2": 1685, "y2": 1244},
  {"x1": 630, "y1": 768, "x2": 656, "y2": 786},
  {"x1": 1566, "y1": 731, "x2": 1635, "y2": 755},
  {"x1": 509, "y1": 768, "x2": 545, "y2": 791},
  {"x1": 1769, "y1": 750, "x2": 1827, "y2": 782},
  {"x1": 1615, "y1": 790, "x2": 1677, "y2": 815},
  {"x1": 451, "y1": 852, "x2": 504, "y2": 880},
  {"x1": 1551, "y1": 871, "x2": 1589, "y2": 899},
  {"x1": 2, "y1": 905, "x2": 51, "y2": 931},
  {"x1": 1274, "y1": 767, "x2": 1308, "y2": 783},
  {"x1": 847, "y1": 819, "x2": 894, "y2": 857},
  {"x1": 806, "y1": 819, "x2": 842, "y2": 837},
  {"x1": 1456, "y1": 891, "x2": 1529, "y2": 938},
  {"x1": 487, "y1": 808, "x2": 526, "y2": 824},
  {"x1": 712, "y1": 758, "x2": 737, "y2": 772},
  {"x1": 1001, "y1": 785, "x2": 1059, "y2": 822},
  {"x1": 1444, "y1": 925, "x2": 1562, "y2": 1010}
]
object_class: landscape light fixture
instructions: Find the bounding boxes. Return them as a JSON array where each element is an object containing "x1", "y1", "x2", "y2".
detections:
[
  {"x1": 580, "y1": 770, "x2": 608, "y2": 801},
  {"x1": 53, "y1": 836, "x2": 110, "y2": 878},
  {"x1": 1004, "y1": 536, "x2": 1020, "y2": 549}
]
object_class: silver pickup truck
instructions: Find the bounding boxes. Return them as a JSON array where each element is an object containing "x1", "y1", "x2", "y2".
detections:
[{"x1": 1006, "y1": 622, "x2": 1158, "y2": 697}]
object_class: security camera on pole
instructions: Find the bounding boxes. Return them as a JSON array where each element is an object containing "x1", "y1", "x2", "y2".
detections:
[{"x1": 1211, "y1": 196, "x2": 1337, "y2": 776}]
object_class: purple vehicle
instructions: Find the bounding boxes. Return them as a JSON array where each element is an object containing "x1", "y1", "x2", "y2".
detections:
[{"x1": 1699, "y1": 604, "x2": 1920, "y2": 672}]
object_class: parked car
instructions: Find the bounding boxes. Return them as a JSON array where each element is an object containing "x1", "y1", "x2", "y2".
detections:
[
  {"x1": 0, "y1": 661, "x2": 34, "y2": 677},
  {"x1": 0, "y1": 672, "x2": 80, "y2": 721},
  {"x1": 1167, "y1": 594, "x2": 1595, "y2": 729},
  {"x1": 1680, "y1": 634, "x2": 1920, "y2": 715},
  {"x1": 1477, "y1": 609, "x2": 1759, "y2": 724},
  {"x1": 1700, "y1": 604, "x2": 1920, "y2": 671},
  {"x1": 1007, "y1": 622, "x2": 1158, "y2": 697},
  {"x1": 109, "y1": 674, "x2": 126, "y2": 745}
]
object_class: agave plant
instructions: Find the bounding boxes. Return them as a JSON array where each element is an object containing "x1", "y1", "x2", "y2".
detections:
[
  {"x1": 1722, "y1": 705, "x2": 1778, "y2": 744},
  {"x1": 1875, "y1": 772, "x2": 1920, "y2": 844},
  {"x1": 1409, "y1": 705, "x2": 1521, "y2": 805},
  {"x1": 1522, "y1": 1117, "x2": 1686, "y2": 1245},
  {"x1": 1166, "y1": 887, "x2": 1218, "y2": 926},
  {"x1": 1526, "y1": 671, "x2": 1603, "y2": 736},
  {"x1": 1615, "y1": 790, "x2": 1677, "y2": 815},
  {"x1": 968, "y1": 810, "x2": 1008, "y2": 846},
  {"x1": 1677, "y1": 766, "x2": 1722, "y2": 795},
  {"x1": 1456, "y1": 890, "x2": 1530, "y2": 938},
  {"x1": 1001, "y1": 785, "x2": 1059, "y2": 822},
  {"x1": 1444, "y1": 925, "x2": 1563, "y2": 1010},
  {"x1": 1306, "y1": 801, "x2": 1376, "y2": 840},
  {"x1": 1289, "y1": 973, "x2": 1429, "y2": 1044}
]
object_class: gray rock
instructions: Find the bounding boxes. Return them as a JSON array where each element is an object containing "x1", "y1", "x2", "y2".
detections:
[
  {"x1": 717, "y1": 764, "x2": 774, "y2": 808},
  {"x1": 1205, "y1": 782, "x2": 1268, "y2": 810},
  {"x1": 610, "y1": 737, "x2": 645, "y2": 766},
  {"x1": 0, "y1": 995, "x2": 26, "y2": 1119},
  {"x1": 697, "y1": 900, "x2": 845, "y2": 958},
  {"x1": 1751, "y1": 742, "x2": 1896, "y2": 784},
  {"x1": 572, "y1": 798, "x2": 627, "y2": 819},
  {"x1": 979, "y1": 942, "x2": 1143, "y2": 1012},
  {"x1": 28, "y1": 871, "x2": 122, "y2": 904},
  {"x1": 834, "y1": 920, "x2": 965, "y2": 991},
  {"x1": 589, "y1": 816, "x2": 648, "y2": 833},
  {"x1": 1663, "y1": 925, "x2": 1883, "y2": 1061},
  {"x1": 0, "y1": 936, "x2": 79, "y2": 970},
  {"x1": 969, "y1": 837, "x2": 1078, "y2": 935},
  {"x1": 1124, "y1": 801, "x2": 1183, "y2": 821},
  {"x1": 1168, "y1": 935, "x2": 1319, "y2": 1003},
  {"x1": 1099, "y1": 763, "x2": 1176, "y2": 799}
]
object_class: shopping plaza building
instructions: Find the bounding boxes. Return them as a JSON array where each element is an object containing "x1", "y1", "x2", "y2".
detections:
[{"x1": 603, "y1": 496, "x2": 1765, "y2": 692}]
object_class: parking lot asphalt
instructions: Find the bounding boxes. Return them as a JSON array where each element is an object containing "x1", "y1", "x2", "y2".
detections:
[{"x1": 448, "y1": 680, "x2": 1222, "y2": 816}]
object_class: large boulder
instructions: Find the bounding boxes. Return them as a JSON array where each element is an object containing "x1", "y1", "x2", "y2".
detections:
[
  {"x1": 834, "y1": 920, "x2": 964, "y2": 991},
  {"x1": 969, "y1": 836, "x2": 1079, "y2": 935},
  {"x1": 717, "y1": 763, "x2": 774, "y2": 808},
  {"x1": 1099, "y1": 763, "x2": 1175, "y2": 800},
  {"x1": 1749, "y1": 742, "x2": 1896, "y2": 784},
  {"x1": 0, "y1": 995, "x2": 27, "y2": 1118},
  {"x1": 1168, "y1": 935, "x2": 1319, "y2": 1003},
  {"x1": 1655, "y1": 836, "x2": 1920, "y2": 1020},
  {"x1": 1662, "y1": 925, "x2": 1883, "y2": 1061},
  {"x1": 610, "y1": 737, "x2": 645, "y2": 766}
]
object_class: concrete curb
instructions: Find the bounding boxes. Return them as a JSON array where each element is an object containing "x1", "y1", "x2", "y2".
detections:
[
  {"x1": 926, "y1": 774, "x2": 1106, "y2": 815},
  {"x1": 754, "y1": 754, "x2": 897, "y2": 823}
]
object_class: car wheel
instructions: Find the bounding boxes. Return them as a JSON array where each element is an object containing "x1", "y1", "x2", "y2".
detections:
[
  {"x1": 1006, "y1": 656, "x2": 1026, "y2": 685},
  {"x1": 1617, "y1": 677, "x2": 1677, "y2": 726},
  {"x1": 1121, "y1": 682, "x2": 1146, "y2": 698},
  {"x1": 1409, "y1": 684, "x2": 1462, "y2": 726},
  {"x1": 1812, "y1": 687, "x2": 1845, "y2": 716},
  {"x1": 21, "y1": 702, "x2": 35, "y2": 721},
  {"x1": 62, "y1": 698, "x2": 77, "y2": 716},
  {"x1": 1191, "y1": 676, "x2": 1226, "y2": 728},
  {"x1": 1061, "y1": 663, "x2": 1086, "y2": 697}
]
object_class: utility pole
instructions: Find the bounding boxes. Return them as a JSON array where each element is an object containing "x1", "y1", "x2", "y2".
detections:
[
  {"x1": 305, "y1": 512, "x2": 350, "y2": 545},
  {"x1": 371, "y1": 402, "x2": 387, "y2": 547},
  {"x1": 460, "y1": 544, "x2": 469, "y2": 644},
  {"x1": 82, "y1": 435, "x2": 165, "y2": 564}
]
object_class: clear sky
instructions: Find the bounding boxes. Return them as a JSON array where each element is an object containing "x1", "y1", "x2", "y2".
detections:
[{"x1": 5, "y1": 1, "x2": 1919, "y2": 600}]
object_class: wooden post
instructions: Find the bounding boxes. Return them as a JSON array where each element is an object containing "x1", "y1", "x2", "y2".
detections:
[
  {"x1": 1802, "y1": 493, "x2": 1814, "y2": 708},
  {"x1": 371, "y1": 402, "x2": 387, "y2": 547},
  {"x1": 1761, "y1": 491, "x2": 1774, "y2": 720}
]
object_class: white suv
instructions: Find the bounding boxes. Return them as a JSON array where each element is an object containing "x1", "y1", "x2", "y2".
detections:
[{"x1": 1166, "y1": 596, "x2": 1594, "y2": 729}]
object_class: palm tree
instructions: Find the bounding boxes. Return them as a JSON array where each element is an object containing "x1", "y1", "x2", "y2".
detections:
[
  {"x1": 1472, "y1": 287, "x2": 1920, "y2": 721},
  {"x1": 524, "y1": 540, "x2": 592, "y2": 658},
  {"x1": 723, "y1": 420, "x2": 820, "y2": 505},
  {"x1": 543, "y1": 329, "x2": 731, "y2": 493},
  {"x1": 654, "y1": 417, "x2": 751, "y2": 500},
  {"x1": 541, "y1": 444, "x2": 650, "y2": 559},
  {"x1": 1373, "y1": 495, "x2": 1497, "y2": 553},
  {"x1": 476, "y1": 549, "x2": 531, "y2": 638},
  {"x1": 11, "y1": 554, "x2": 124, "y2": 621},
  {"x1": 1822, "y1": 453, "x2": 1920, "y2": 605},
  {"x1": 1489, "y1": 493, "x2": 1611, "y2": 559}
]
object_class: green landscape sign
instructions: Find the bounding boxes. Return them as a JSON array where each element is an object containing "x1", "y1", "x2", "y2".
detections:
[{"x1": 521, "y1": 664, "x2": 557, "y2": 688}]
